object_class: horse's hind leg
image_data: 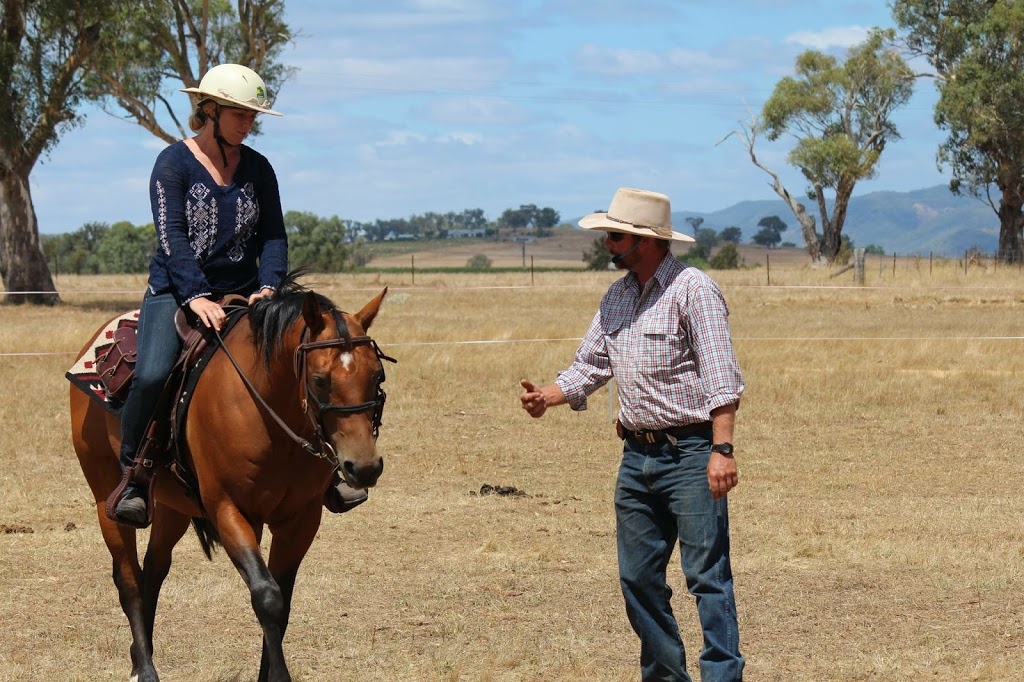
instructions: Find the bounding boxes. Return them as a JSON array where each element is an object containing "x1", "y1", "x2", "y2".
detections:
[
  {"x1": 141, "y1": 505, "x2": 191, "y2": 650},
  {"x1": 72, "y1": 390, "x2": 160, "y2": 682},
  {"x1": 95, "y1": 510, "x2": 161, "y2": 682}
]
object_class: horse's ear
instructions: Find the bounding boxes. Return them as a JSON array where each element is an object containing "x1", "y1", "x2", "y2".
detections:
[
  {"x1": 302, "y1": 292, "x2": 326, "y2": 337},
  {"x1": 354, "y1": 287, "x2": 387, "y2": 331}
]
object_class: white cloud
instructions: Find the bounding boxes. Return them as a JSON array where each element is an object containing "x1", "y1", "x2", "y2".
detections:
[
  {"x1": 538, "y1": 0, "x2": 684, "y2": 23},
  {"x1": 574, "y1": 44, "x2": 734, "y2": 79},
  {"x1": 288, "y1": 56, "x2": 510, "y2": 99},
  {"x1": 421, "y1": 97, "x2": 533, "y2": 125},
  {"x1": 666, "y1": 48, "x2": 735, "y2": 73},
  {"x1": 784, "y1": 26, "x2": 871, "y2": 50},
  {"x1": 575, "y1": 44, "x2": 665, "y2": 77},
  {"x1": 436, "y1": 131, "x2": 484, "y2": 145}
]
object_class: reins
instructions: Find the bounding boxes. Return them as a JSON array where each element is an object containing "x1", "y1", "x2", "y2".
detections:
[{"x1": 210, "y1": 309, "x2": 396, "y2": 463}]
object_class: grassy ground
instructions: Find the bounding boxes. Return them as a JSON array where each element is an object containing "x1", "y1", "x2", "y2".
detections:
[{"x1": 0, "y1": 263, "x2": 1022, "y2": 681}]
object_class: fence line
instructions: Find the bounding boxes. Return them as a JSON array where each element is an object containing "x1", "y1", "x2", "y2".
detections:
[
  {"x1": 5, "y1": 281, "x2": 1024, "y2": 297},
  {"x1": 5, "y1": 334, "x2": 1023, "y2": 360}
]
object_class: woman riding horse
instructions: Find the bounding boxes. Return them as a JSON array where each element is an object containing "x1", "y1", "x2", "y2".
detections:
[
  {"x1": 71, "y1": 276, "x2": 392, "y2": 682},
  {"x1": 110, "y1": 63, "x2": 364, "y2": 526}
]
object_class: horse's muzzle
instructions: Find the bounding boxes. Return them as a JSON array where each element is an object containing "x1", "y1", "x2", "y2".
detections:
[{"x1": 341, "y1": 456, "x2": 384, "y2": 489}]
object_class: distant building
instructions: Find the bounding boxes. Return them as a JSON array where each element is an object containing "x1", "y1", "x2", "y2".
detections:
[{"x1": 448, "y1": 229, "x2": 487, "y2": 239}]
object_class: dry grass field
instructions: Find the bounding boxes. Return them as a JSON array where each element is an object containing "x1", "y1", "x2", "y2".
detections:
[{"x1": 1, "y1": 253, "x2": 1023, "y2": 681}]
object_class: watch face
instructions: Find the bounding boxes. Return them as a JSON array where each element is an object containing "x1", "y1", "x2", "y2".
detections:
[{"x1": 712, "y1": 443, "x2": 733, "y2": 455}]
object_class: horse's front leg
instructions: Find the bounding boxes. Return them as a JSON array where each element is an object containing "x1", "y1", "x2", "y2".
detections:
[
  {"x1": 257, "y1": 504, "x2": 325, "y2": 682},
  {"x1": 215, "y1": 504, "x2": 292, "y2": 682}
]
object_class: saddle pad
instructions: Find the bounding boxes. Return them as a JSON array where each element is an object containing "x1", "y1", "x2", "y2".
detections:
[{"x1": 66, "y1": 310, "x2": 140, "y2": 413}]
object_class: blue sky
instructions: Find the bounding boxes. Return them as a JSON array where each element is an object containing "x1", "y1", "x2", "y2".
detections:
[{"x1": 31, "y1": 0, "x2": 947, "y2": 234}]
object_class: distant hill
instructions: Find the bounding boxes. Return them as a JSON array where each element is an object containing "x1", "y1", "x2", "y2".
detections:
[{"x1": 672, "y1": 185, "x2": 999, "y2": 256}]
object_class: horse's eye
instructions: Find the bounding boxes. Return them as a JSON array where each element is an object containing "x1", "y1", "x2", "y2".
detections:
[{"x1": 312, "y1": 374, "x2": 330, "y2": 392}]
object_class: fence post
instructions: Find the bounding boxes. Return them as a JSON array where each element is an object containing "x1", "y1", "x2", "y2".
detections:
[
  {"x1": 411, "y1": 254, "x2": 415, "y2": 285},
  {"x1": 854, "y1": 248, "x2": 865, "y2": 285},
  {"x1": 766, "y1": 253, "x2": 771, "y2": 286},
  {"x1": 531, "y1": 255, "x2": 535, "y2": 286}
]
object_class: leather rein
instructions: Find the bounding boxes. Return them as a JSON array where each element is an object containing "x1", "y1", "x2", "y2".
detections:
[{"x1": 213, "y1": 317, "x2": 396, "y2": 465}]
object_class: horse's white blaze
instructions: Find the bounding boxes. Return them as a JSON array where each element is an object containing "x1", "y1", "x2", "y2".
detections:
[{"x1": 340, "y1": 351, "x2": 354, "y2": 370}]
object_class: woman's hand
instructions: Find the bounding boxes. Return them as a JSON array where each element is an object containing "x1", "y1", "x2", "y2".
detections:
[
  {"x1": 189, "y1": 297, "x2": 226, "y2": 331},
  {"x1": 248, "y1": 287, "x2": 274, "y2": 305}
]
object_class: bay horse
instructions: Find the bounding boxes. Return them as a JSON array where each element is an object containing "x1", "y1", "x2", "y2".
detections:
[{"x1": 69, "y1": 274, "x2": 392, "y2": 682}]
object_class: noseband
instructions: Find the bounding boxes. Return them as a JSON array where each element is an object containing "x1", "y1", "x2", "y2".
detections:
[{"x1": 293, "y1": 331, "x2": 397, "y2": 459}]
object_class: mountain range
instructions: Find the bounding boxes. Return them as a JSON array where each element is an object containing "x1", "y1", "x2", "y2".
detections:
[{"x1": 672, "y1": 185, "x2": 999, "y2": 256}]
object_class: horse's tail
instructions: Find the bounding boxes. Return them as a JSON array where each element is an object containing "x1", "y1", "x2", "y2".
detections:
[{"x1": 190, "y1": 516, "x2": 222, "y2": 560}]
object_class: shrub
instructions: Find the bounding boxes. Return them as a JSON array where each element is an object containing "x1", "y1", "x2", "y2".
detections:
[
  {"x1": 709, "y1": 243, "x2": 741, "y2": 270},
  {"x1": 466, "y1": 254, "x2": 493, "y2": 269},
  {"x1": 582, "y1": 236, "x2": 612, "y2": 270}
]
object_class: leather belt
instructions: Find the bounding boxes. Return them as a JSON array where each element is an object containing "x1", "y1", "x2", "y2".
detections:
[{"x1": 618, "y1": 421, "x2": 712, "y2": 445}]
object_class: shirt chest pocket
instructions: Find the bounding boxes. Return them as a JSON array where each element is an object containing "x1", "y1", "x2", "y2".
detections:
[{"x1": 637, "y1": 318, "x2": 683, "y2": 372}]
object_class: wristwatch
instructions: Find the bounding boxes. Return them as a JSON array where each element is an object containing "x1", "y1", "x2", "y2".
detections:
[{"x1": 710, "y1": 443, "x2": 734, "y2": 456}]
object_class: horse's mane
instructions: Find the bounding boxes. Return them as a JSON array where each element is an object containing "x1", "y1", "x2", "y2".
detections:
[{"x1": 247, "y1": 269, "x2": 350, "y2": 368}]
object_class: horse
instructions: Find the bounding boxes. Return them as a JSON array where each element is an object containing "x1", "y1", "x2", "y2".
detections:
[{"x1": 69, "y1": 274, "x2": 393, "y2": 682}]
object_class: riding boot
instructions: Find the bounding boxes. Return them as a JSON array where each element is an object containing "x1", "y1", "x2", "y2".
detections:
[
  {"x1": 105, "y1": 437, "x2": 155, "y2": 528},
  {"x1": 113, "y1": 484, "x2": 148, "y2": 526},
  {"x1": 324, "y1": 470, "x2": 368, "y2": 513}
]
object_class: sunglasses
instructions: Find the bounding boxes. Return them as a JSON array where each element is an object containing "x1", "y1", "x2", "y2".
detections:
[{"x1": 606, "y1": 232, "x2": 627, "y2": 242}]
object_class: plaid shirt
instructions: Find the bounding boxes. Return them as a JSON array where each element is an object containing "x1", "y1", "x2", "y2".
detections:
[{"x1": 555, "y1": 254, "x2": 743, "y2": 431}]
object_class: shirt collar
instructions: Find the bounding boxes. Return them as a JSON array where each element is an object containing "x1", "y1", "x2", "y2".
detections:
[{"x1": 627, "y1": 252, "x2": 681, "y2": 291}]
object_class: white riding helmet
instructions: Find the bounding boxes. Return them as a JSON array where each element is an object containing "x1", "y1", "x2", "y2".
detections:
[{"x1": 180, "y1": 64, "x2": 283, "y2": 116}]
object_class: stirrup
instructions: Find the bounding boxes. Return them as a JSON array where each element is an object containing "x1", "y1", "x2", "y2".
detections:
[
  {"x1": 105, "y1": 467, "x2": 154, "y2": 529},
  {"x1": 324, "y1": 476, "x2": 368, "y2": 514}
]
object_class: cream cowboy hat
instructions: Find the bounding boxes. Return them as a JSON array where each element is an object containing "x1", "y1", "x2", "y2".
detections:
[
  {"x1": 578, "y1": 187, "x2": 694, "y2": 242},
  {"x1": 180, "y1": 64, "x2": 283, "y2": 116}
]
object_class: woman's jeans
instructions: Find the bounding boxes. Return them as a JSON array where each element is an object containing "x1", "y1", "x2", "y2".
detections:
[
  {"x1": 615, "y1": 433, "x2": 745, "y2": 682},
  {"x1": 118, "y1": 291, "x2": 184, "y2": 474}
]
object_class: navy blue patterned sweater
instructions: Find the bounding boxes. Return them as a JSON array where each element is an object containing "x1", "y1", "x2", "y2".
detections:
[{"x1": 147, "y1": 141, "x2": 288, "y2": 305}]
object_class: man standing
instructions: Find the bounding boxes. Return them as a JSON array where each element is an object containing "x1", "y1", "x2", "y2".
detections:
[{"x1": 520, "y1": 187, "x2": 744, "y2": 681}]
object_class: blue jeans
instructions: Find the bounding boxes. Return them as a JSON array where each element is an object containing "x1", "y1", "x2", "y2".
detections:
[
  {"x1": 615, "y1": 433, "x2": 744, "y2": 682},
  {"x1": 118, "y1": 291, "x2": 184, "y2": 472}
]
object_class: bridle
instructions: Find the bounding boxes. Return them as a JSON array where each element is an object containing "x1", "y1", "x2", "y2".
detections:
[
  {"x1": 214, "y1": 317, "x2": 396, "y2": 464},
  {"x1": 293, "y1": 330, "x2": 397, "y2": 462}
]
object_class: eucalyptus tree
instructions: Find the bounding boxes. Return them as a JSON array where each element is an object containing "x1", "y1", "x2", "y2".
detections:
[
  {"x1": 86, "y1": 1, "x2": 293, "y2": 143},
  {"x1": 892, "y1": 0, "x2": 1024, "y2": 263},
  {"x1": 0, "y1": 0, "x2": 109, "y2": 304},
  {"x1": 0, "y1": 0, "x2": 293, "y2": 304},
  {"x1": 725, "y1": 29, "x2": 914, "y2": 265}
]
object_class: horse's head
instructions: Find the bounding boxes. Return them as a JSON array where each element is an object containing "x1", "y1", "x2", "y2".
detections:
[{"x1": 291, "y1": 287, "x2": 394, "y2": 491}]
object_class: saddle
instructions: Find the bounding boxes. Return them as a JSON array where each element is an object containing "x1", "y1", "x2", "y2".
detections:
[{"x1": 104, "y1": 295, "x2": 249, "y2": 528}]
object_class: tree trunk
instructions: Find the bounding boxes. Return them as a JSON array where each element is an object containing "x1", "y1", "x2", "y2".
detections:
[
  {"x1": 996, "y1": 196, "x2": 1024, "y2": 265},
  {"x1": 0, "y1": 166, "x2": 59, "y2": 305},
  {"x1": 730, "y1": 122, "x2": 823, "y2": 264},
  {"x1": 822, "y1": 176, "x2": 856, "y2": 263},
  {"x1": 762, "y1": 168, "x2": 821, "y2": 264}
]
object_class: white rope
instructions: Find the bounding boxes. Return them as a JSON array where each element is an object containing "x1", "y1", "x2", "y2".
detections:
[{"x1": 8, "y1": 334, "x2": 1023, "y2": 359}]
